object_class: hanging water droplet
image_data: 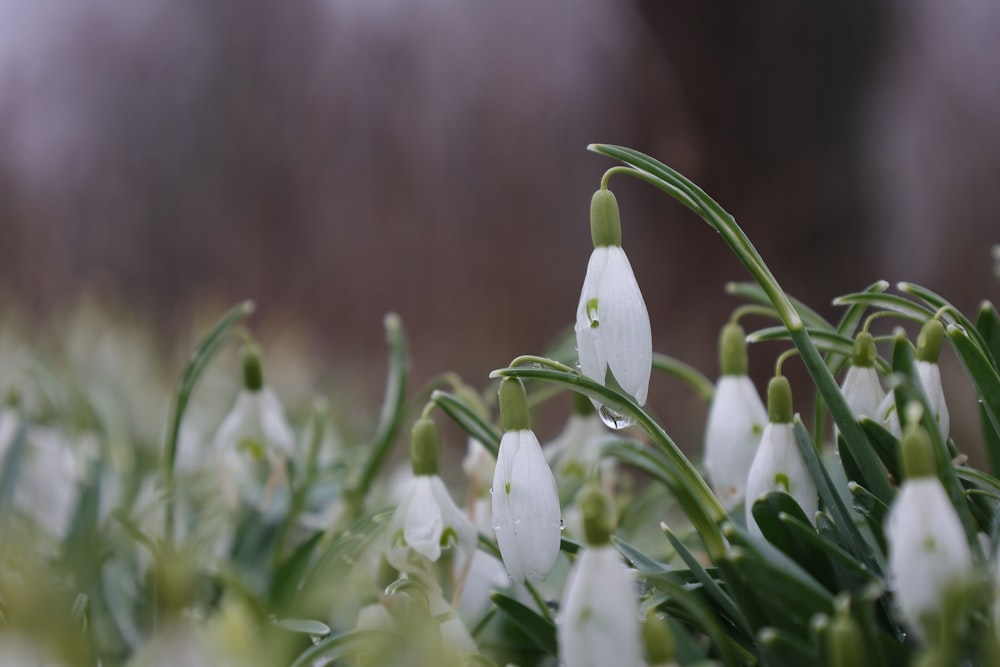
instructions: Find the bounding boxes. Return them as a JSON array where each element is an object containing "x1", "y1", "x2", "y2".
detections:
[
  {"x1": 559, "y1": 519, "x2": 566, "y2": 530},
  {"x1": 598, "y1": 404, "x2": 633, "y2": 430},
  {"x1": 489, "y1": 487, "x2": 494, "y2": 495},
  {"x1": 310, "y1": 635, "x2": 323, "y2": 645}
]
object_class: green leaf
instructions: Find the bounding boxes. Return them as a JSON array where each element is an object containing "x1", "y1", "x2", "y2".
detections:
[
  {"x1": 751, "y1": 492, "x2": 836, "y2": 590},
  {"x1": 431, "y1": 389, "x2": 501, "y2": 456},
  {"x1": 976, "y1": 300, "x2": 1000, "y2": 366},
  {"x1": 792, "y1": 419, "x2": 882, "y2": 575},
  {"x1": 644, "y1": 586, "x2": 748, "y2": 667},
  {"x1": 273, "y1": 618, "x2": 331, "y2": 637},
  {"x1": 831, "y1": 292, "x2": 933, "y2": 323},
  {"x1": 759, "y1": 626, "x2": 820, "y2": 664},
  {"x1": 899, "y1": 281, "x2": 993, "y2": 356},
  {"x1": 779, "y1": 512, "x2": 875, "y2": 587},
  {"x1": 947, "y1": 323, "x2": 1000, "y2": 475},
  {"x1": 489, "y1": 592, "x2": 557, "y2": 657},
  {"x1": 162, "y1": 299, "x2": 255, "y2": 543},
  {"x1": 351, "y1": 313, "x2": 409, "y2": 504},
  {"x1": 858, "y1": 418, "x2": 902, "y2": 482},
  {"x1": 289, "y1": 630, "x2": 390, "y2": 667}
]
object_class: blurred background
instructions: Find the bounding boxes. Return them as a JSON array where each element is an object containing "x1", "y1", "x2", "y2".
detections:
[{"x1": 0, "y1": 0, "x2": 997, "y2": 449}]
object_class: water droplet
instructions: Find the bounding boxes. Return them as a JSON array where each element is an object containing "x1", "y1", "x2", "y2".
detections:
[
  {"x1": 598, "y1": 404, "x2": 633, "y2": 430},
  {"x1": 513, "y1": 516, "x2": 521, "y2": 525},
  {"x1": 559, "y1": 519, "x2": 566, "y2": 530},
  {"x1": 488, "y1": 487, "x2": 494, "y2": 495},
  {"x1": 492, "y1": 520, "x2": 501, "y2": 530},
  {"x1": 267, "y1": 614, "x2": 277, "y2": 624},
  {"x1": 310, "y1": 635, "x2": 323, "y2": 645}
]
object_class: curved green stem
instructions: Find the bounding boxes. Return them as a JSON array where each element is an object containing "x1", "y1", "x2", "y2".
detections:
[
  {"x1": 590, "y1": 143, "x2": 895, "y2": 502},
  {"x1": 508, "y1": 355, "x2": 576, "y2": 374}
]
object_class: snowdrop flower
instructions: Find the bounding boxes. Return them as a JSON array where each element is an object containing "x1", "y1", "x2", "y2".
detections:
[
  {"x1": 461, "y1": 437, "x2": 496, "y2": 496},
  {"x1": 387, "y1": 418, "x2": 477, "y2": 576},
  {"x1": 886, "y1": 411, "x2": 973, "y2": 640},
  {"x1": 212, "y1": 345, "x2": 295, "y2": 509},
  {"x1": 543, "y1": 394, "x2": 615, "y2": 500},
  {"x1": 492, "y1": 378, "x2": 562, "y2": 584},
  {"x1": 558, "y1": 485, "x2": 641, "y2": 667},
  {"x1": 575, "y1": 188, "x2": 652, "y2": 427},
  {"x1": 703, "y1": 322, "x2": 767, "y2": 510},
  {"x1": 836, "y1": 331, "x2": 885, "y2": 439},
  {"x1": 745, "y1": 376, "x2": 817, "y2": 537},
  {"x1": 878, "y1": 319, "x2": 949, "y2": 441}
]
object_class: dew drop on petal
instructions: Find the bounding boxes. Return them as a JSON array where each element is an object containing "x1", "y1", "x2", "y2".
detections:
[
  {"x1": 598, "y1": 404, "x2": 633, "y2": 430},
  {"x1": 488, "y1": 487, "x2": 494, "y2": 495},
  {"x1": 559, "y1": 519, "x2": 566, "y2": 530}
]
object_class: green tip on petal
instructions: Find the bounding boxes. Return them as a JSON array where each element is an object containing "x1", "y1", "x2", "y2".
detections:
[
  {"x1": 241, "y1": 345, "x2": 264, "y2": 391},
  {"x1": 643, "y1": 610, "x2": 676, "y2": 665},
  {"x1": 719, "y1": 322, "x2": 748, "y2": 376},
  {"x1": 851, "y1": 331, "x2": 878, "y2": 368},
  {"x1": 498, "y1": 377, "x2": 530, "y2": 432},
  {"x1": 578, "y1": 484, "x2": 613, "y2": 546},
  {"x1": 590, "y1": 188, "x2": 622, "y2": 248},
  {"x1": 767, "y1": 375, "x2": 793, "y2": 423},
  {"x1": 410, "y1": 417, "x2": 440, "y2": 476},
  {"x1": 916, "y1": 318, "x2": 945, "y2": 362},
  {"x1": 901, "y1": 417, "x2": 936, "y2": 481}
]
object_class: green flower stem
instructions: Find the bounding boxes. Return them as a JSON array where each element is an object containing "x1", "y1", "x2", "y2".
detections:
[
  {"x1": 652, "y1": 352, "x2": 714, "y2": 403},
  {"x1": 508, "y1": 355, "x2": 576, "y2": 373},
  {"x1": 489, "y1": 364, "x2": 727, "y2": 559},
  {"x1": 162, "y1": 299, "x2": 255, "y2": 545},
  {"x1": 590, "y1": 143, "x2": 896, "y2": 503}
]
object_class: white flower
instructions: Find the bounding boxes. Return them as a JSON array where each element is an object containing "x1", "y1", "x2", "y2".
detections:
[
  {"x1": 386, "y1": 475, "x2": 476, "y2": 575},
  {"x1": 744, "y1": 422, "x2": 817, "y2": 536},
  {"x1": 558, "y1": 545, "x2": 641, "y2": 667},
  {"x1": 877, "y1": 361, "x2": 949, "y2": 441},
  {"x1": 886, "y1": 477, "x2": 973, "y2": 639},
  {"x1": 575, "y1": 245, "x2": 652, "y2": 408},
  {"x1": 427, "y1": 582, "x2": 478, "y2": 657},
  {"x1": 703, "y1": 376, "x2": 767, "y2": 511},
  {"x1": 213, "y1": 386, "x2": 295, "y2": 509},
  {"x1": 461, "y1": 438, "x2": 496, "y2": 493},
  {"x1": 543, "y1": 412, "x2": 612, "y2": 489},
  {"x1": 492, "y1": 429, "x2": 562, "y2": 583},
  {"x1": 838, "y1": 365, "x2": 885, "y2": 431}
]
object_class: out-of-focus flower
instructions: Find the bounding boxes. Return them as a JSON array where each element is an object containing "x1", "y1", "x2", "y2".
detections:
[
  {"x1": 575, "y1": 188, "x2": 652, "y2": 426},
  {"x1": 886, "y1": 413, "x2": 973, "y2": 640},
  {"x1": 558, "y1": 485, "x2": 641, "y2": 667},
  {"x1": 492, "y1": 378, "x2": 561, "y2": 584},
  {"x1": 745, "y1": 377, "x2": 817, "y2": 536},
  {"x1": 543, "y1": 395, "x2": 614, "y2": 503},
  {"x1": 387, "y1": 419, "x2": 476, "y2": 576},
  {"x1": 703, "y1": 322, "x2": 767, "y2": 510},
  {"x1": 212, "y1": 346, "x2": 294, "y2": 511}
]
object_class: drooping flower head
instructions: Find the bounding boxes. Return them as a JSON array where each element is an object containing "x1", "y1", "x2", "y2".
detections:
[
  {"x1": 744, "y1": 376, "x2": 817, "y2": 537},
  {"x1": 558, "y1": 485, "x2": 641, "y2": 667},
  {"x1": 491, "y1": 378, "x2": 562, "y2": 584},
  {"x1": 837, "y1": 331, "x2": 886, "y2": 439},
  {"x1": 575, "y1": 188, "x2": 652, "y2": 427},
  {"x1": 703, "y1": 321, "x2": 767, "y2": 510},
  {"x1": 212, "y1": 345, "x2": 295, "y2": 510},
  {"x1": 387, "y1": 418, "x2": 476, "y2": 576}
]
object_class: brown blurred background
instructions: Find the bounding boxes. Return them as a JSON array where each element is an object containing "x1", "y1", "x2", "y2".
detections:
[{"x1": 0, "y1": 0, "x2": 998, "y2": 446}]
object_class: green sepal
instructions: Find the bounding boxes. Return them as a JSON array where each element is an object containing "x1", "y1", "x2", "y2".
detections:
[
  {"x1": 590, "y1": 188, "x2": 622, "y2": 248},
  {"x1": 916, "y1": 319, "x2": 945, "y2": 363},
  {"x1": 768, "y1": 376, "x2": 793, "y2": 423},
  {"x1": 851, "y1": 331, "x2": 878, "y2": 369},
  {"x1": 410, "y1": 418, "x2": 440, "y2": 476},
  {"x1": 241, "y1": 344, "x2": 264, "y2": 391},
  {"x1": 720, "y1": 322, "x2": 748, "y2": 376},
  {"x1": 578, "y1": 484, "x2": 613, "y2": 546},
  {"x1": 498, "y1": 378, "x2": 530, "y2": 432}
]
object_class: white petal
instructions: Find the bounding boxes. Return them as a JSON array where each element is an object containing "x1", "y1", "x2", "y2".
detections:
[
  {"x1": 840, "y1": 366, "x2": 886, "y2": 423},
  {"x1": 703, "y1": 376, "x2": 767, "y2": 510},
  {"x1": 575, "y1": 247, "x2": 652, "y2": 406},
  {"x1": 917, "y1": 361, "x2": 950, "y2": 441},
  {"x1": 744, "y1": 422, "x2": 817, "y2": 537},
  {"x1": 256, "y1": 387, "x2": 296, "y2": 456},
  {"x1": 558, "y1": 546, "x2": 641, "y2": 667},
  {"x1": 492, "y1": 430, "x2": 562, "y2": 583},
  {"x1": 887, "y1": 478, "x2": 973, "y2": 638}
]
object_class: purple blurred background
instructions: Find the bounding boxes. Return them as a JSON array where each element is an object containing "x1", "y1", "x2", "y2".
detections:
[{"x1": 1, "y1": 0, "x2": 998, "y2": 443}]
